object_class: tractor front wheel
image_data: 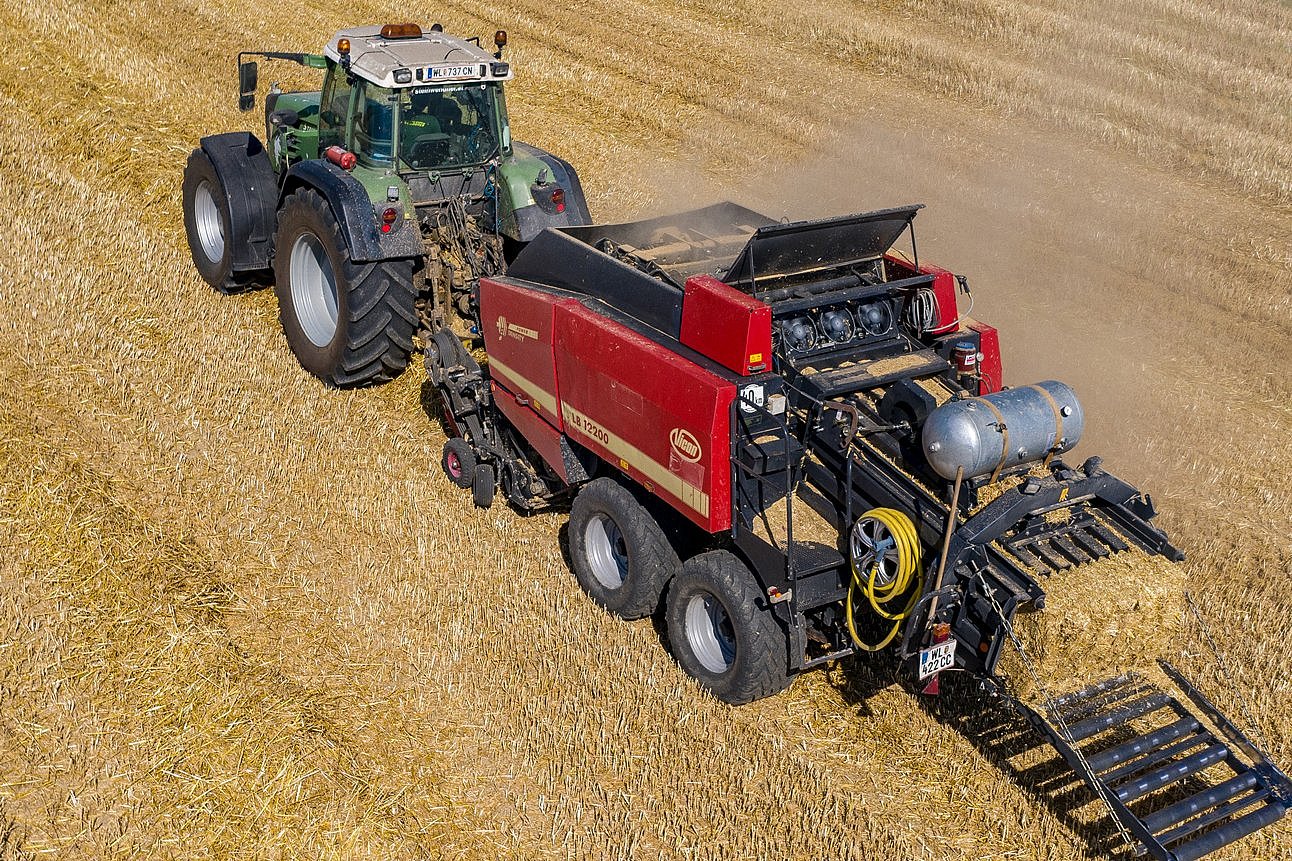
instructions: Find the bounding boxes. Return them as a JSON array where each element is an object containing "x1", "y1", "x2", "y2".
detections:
[
  {"x1": 273, "y1": 188, "x2": 418, "y2": 388},
  {"x1": 665, "y1": 550, "x2": 791, "y2": 704},
  {"x1": 182, "y1": 150, "x2": 257, "y2": 294},
  {"x1": 568, "y1": 478, "x2": 679, "y2": 620}
]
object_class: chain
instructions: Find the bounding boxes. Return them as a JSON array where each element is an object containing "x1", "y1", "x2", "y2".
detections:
[
  {"x1": 974, "y1": 571, "x2": 1138, "y2": 853},
  {"x1": 1184, "y1": 591, "x2": 1274, "y2": 758}
]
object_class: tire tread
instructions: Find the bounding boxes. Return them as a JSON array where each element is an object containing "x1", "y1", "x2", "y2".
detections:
[
  {"x1": 666, "y1": 550, "x2": 791, "y2": 704},
  {"x1": 273, "y1": 189, "x2": 418, "y2": 388}
]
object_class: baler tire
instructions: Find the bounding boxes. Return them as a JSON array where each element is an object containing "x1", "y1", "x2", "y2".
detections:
[
  {"x1": 665, "y1": 550, "x2": 791, "y2": 705},
  {"x1": 273, "y1": 188, "x2": 418, "y2": 388},
  {"x1": 441, "y1": 438, "x2": 477, "y2": 489},
  {"x1": 568, "y1": 478, "x2": 679, "y2": 620},
  {"x1": 182, "y1": 150, "x2": 258, "y2": 294}
]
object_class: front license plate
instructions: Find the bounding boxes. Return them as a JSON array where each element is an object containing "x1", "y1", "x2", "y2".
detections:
[
  {"x1": 919, "y1": 639, "x2": 957, "y2": 679},
  {"x1": 429, "y1": 65, "x2": 478, "y2": 81}
]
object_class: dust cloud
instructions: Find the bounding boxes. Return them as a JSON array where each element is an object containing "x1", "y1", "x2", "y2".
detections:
[{"x1": 619, "y1": 108, "x2": 1292, "y2": 499}]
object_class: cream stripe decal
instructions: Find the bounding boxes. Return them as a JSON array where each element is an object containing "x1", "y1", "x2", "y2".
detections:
[
  {"x1": 561, "y1": 402, "x2": 710, "y2": 517},
  {"x1": 487, "y1": 357, "x2": 559, "y2": 416}
]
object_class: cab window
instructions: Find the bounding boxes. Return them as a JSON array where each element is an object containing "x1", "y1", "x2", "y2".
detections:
[
  {"x1": 318, "y1": 65, "x2": 353, "y2": 151},
  {"x1": 399, "y1": 84, "x2": 502, "y2": 171},
  {"x1": 352, "y1": 81, "x2": 397, "y2": 167}
]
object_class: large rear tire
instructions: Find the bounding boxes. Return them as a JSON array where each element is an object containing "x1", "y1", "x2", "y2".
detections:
[
  {"x1": 182, "y1": 150, "x2": 257, "y2": 294},
  {"x1": 665, "y1": 550, "x2": 791, "y2": 704},
  {"x1": 568, "y1": 478, "x2": 680, "y2": 620},
  {"x1": 273, "y1": 188, "x2": 418, "y2": 387}
]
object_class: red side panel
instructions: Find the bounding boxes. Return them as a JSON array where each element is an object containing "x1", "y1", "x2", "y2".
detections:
[
  {"x1": 967, "y1": 320, "x2": 1003, "y2": 394},
  {"x1": 478, "y1": 277, "x2": 571, "y2": 429},
  {"x1": 680, "y1": 275, "x2": 773, "y2": 375},
  {"x1": 920, "y1": 263, "x2": 960, "y2": 335},
  {"x1": 555, "y1": 303, "x2": 735, "y2": 532},
  {"x1": 479, "y1": 277, "x2": 581, "y2": 482},
  {"x1": 491, "y1": 381, "x2": 571, "y2": 483}
]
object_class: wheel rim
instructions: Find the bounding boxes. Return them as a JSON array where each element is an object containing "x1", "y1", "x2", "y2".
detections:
[
  {"x1": 584, "y1": 512, "x2": 628, "y2": 590},
  {"x1": 289, "y1": 232, "x2": 339, "y2": 347},
  {"x1": 850, "y1": 516, "x2": 900, "y2": 588},
  {"x1": 446, "y1": 451, "x2": 462, "y2": 479},
  {"x1": 685, "y1": 592, "x2": 737, "y2": 674},
  {"x1": 193, "y1": 180, "x2": 225, "y2": 264}
]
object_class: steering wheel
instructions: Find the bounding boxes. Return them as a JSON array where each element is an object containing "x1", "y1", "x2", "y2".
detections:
[{"x1": 464, "y1": 125, "x2": 491, "y2": 159}]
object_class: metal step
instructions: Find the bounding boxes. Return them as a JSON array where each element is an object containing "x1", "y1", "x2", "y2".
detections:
[
  {"x1": 1155, "y1": 787, "x2": 1270, "y2": 850},
  {"x1": 1061, "y1": 691, "x2": 1172, "y2": 742},
  {"x1": 1019, "y1": 667, "x2": 1292, "y2": 861},
  {"x1": 790, "y1": 541, "x2": 845, "y2": 577},
  {"x1": 1113, "y1": 742, "x2": 1228, "y2": 804},
  {"x1": 1086, "y1": 716, "x2": 1201, "y2": 773},
  {"x1": 1169, "y1": 802, "x2": 1287, "y2": 861},
  {"x1": 1141, "y1": 772, "x2": 1260, "y2": 834}
]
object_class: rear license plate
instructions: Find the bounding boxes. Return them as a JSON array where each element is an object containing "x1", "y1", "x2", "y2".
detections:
[{"x1": 919, "y1": 639, "x2": 957, "y2": 679}]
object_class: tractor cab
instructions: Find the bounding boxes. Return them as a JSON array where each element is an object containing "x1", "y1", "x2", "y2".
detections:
[{"x1": 314, "y1": 24, "x2": 513, "y2": 175}]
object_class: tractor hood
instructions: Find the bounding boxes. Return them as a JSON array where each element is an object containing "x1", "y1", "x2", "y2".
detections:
[{"x1": 721, "y1": 204, "x2": 923, "y2": 289}]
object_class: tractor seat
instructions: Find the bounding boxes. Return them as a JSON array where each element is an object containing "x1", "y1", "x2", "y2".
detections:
[{"x1": 433, "y1": 101, "x2": 463, "y2": 133}]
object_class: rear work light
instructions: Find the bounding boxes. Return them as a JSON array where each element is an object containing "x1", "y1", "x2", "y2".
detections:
[
  {"x1": 324, "y1": 146, "x2": 356, "y2": 170},
  {"x1": 381, "y1": 23, "x2": 423, "y2": 39}
]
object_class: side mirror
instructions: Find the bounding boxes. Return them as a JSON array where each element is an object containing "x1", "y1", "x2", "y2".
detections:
[{"x1": 238, "y1": 60, "x2": 259, "y2": 112}]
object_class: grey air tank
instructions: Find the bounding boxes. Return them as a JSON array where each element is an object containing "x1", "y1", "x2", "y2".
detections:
[{"x1": 921, "y1": 380, "x2": 1084, "y2": 481}]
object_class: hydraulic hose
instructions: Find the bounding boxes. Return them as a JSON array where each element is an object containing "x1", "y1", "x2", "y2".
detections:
[{"x1": 846, "y1": 508, "x2": 923, "y2": 652}]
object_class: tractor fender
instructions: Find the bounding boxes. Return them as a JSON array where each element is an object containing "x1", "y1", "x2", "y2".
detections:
[
  {"x1": 280, "y1": 160, "x2": 423, "y2": 262},
  {"x1": 199, "y1": 132, "x2": 278, "y2": 272},
  {"x1": 504, "y1": 143, "x2": 592, "y2": 242}
]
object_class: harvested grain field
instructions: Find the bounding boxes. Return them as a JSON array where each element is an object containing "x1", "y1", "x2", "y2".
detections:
[{"x1": 1, "y1": 0, "x2": 1289, "y2": 858}]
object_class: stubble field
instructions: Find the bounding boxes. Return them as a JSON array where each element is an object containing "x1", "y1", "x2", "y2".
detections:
[{"x1": 0, "y1": 0, "x2": 1289, "y2": 858}]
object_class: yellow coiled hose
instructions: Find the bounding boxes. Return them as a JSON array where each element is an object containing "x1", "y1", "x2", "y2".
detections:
[{"x1": 846, "y1": 508, "x2": 923, "y2": 652}]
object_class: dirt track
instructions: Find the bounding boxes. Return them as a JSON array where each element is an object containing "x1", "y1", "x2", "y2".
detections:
[{"x1": 0, "y1": 0, "x2": 1289, "y2": 858}]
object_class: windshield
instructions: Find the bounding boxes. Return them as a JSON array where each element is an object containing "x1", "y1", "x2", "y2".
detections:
[{"x1": 399, "y1": 83, "x2": 503, "y2": 171}]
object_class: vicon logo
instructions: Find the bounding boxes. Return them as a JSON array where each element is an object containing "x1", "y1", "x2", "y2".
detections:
[{"x1": 669, "y1": 427, "x2": 702, "y2": 463}]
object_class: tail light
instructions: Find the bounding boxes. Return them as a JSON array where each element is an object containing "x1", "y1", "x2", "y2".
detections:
[
  {"x1": 381, "y1": 207, "x2": 398, "y2": 234},
  {"x1": 324, "y1": 145, "x2": 356, "y2": 170},
  {"x1": 551, "y1": 188, "x2": 565, "y2": 214}
]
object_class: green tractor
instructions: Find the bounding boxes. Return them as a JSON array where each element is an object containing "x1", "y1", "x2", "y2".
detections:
[{"x1": 182, "y1": 22, "x2": 589, "y2": 386}]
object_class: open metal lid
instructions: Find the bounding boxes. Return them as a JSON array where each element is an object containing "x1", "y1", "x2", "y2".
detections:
[{"x1": 721, "y1": 204, "x2": 923, "y2": 289}]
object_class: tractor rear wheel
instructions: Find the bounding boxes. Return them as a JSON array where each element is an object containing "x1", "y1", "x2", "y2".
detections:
[
  {"x1": 273, "y1": 188, "x2": 418, "y2": 388},
  {"x1": 568, "y1": 478, "x2": 680, "y2": 620},
  {"x1": 665, "y1": 550, "x2": 791, "y2": 704},
  {"x1": 182, "y1": 150, "x2": 257, "y2": 294}
]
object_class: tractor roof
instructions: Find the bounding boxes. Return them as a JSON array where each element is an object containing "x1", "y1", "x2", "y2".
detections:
[{"x1": 323, "y1": 24, "x2": 513, "y2": 89}]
